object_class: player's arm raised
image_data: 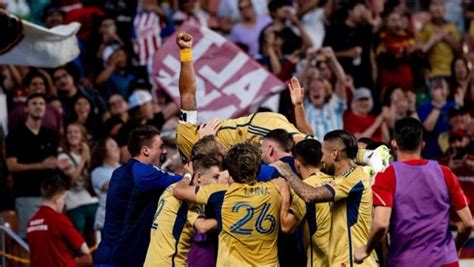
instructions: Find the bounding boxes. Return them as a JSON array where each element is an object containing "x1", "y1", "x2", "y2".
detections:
[
  {"x1": 272, "y1": 161, "x2": 334, "y2": 203},
  {"x1": 177, "y1": 32, "x2": 197, "y2": 111},
  {"x1": 289, "y1": 77, "x2": 314, "y2": 136}
]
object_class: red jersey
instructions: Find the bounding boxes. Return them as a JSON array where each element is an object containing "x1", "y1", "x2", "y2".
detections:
[
  {"x1": 26, "y1": 206, "x2": 85, "y2": 267},
  {"x1": 372, "y1": 159, "x2": 468, "y2": 210}
]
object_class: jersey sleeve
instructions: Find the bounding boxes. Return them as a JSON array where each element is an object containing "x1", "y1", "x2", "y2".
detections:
[
  {"x1": 441, "y1": 166, "x2": 469, "y2": 211},
  {"x1": 176, "y1": 122, "x2": 200, "y2": 161},
  {"x1": 289, "y1": 190, "x2": 306, "y2": 221},
  {"x1": 326, "y1": 172, "x2": 365, "y2": 202},
  {"x1": 372, "y1": 166, "x2": 396, "y2": 207},
  {"x1": 195, "y1": 183, "x2": 227, "y2": 205},
  {"x1": 59, "y1": 215, "x2": 85, "y2": 252},
  {"x1": 132, "y1": 163, "x2": 182, "y2": 191}
]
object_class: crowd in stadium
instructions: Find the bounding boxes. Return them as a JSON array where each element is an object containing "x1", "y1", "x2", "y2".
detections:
[{"x1": 1, "y1": 0, "x2": 474, "y2": 266}]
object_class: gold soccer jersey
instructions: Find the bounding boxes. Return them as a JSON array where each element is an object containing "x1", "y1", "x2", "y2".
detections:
[
  {"x1": 290, "y1": 173, "x2": 333, "y2": 267},
  {"x1": 144, "y1": 184, "x2": 200, "y2": 267},
  {"x1": 176, "y1": 112, "x2": 307, "y2": 160},
  {"x1": 195, "y1": 181, "x2": 282, "y2": 267},
  {"x1": 325, "y1": 166, "x2": 378, "y2": 267}
]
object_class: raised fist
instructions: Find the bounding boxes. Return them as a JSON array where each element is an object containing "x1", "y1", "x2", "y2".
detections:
[{"x1": 176, "y1": 32, "x2": 193, "y2": 49}]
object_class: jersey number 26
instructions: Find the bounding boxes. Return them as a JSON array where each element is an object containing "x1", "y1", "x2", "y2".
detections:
[{"x1": 230, "y1": 202, "x2": 275, "y2": 235}]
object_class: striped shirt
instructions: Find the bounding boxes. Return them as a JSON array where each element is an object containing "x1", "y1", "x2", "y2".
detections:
[
  {"x1": 133, "y1": 11, "x2": 161, "y2": 72},
  {"x1": 304, "y1": 94, "x2": 346, "y2": 141}
]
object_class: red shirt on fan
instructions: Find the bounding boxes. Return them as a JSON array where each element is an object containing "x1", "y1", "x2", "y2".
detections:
[
  {"x1": 26, "y1": 206, "x2": 84, "y2": 267},
  {"x1": 343, "y1": 111, "x2": 382, "y2": 142}
]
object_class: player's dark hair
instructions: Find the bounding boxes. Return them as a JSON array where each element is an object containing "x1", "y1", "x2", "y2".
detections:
[
  {"x1": 324, "y1": 130, "x2": 358, "y2": 159},
  {"x1": 41, "y1": 176, "x2": 67, "y2": 200},
  {"x1": 224, "y1": 143, "x2": 261, "y2": 185},
  {"x1": 393, "y1": 117, "x2": 423, "y2": 151},
  {"x1": 293, "y1": 139, "x2": 323, "y2": 167},
  {"x1": 193, "y1": 154, "x2": 222, "y2": 174},
  {"x1": 127, "y1": 125, "x2": 161, "y2": 157},
  {"x1": 191, "y1": 135, "x2": 222, "y2": 161},
  {"x1": 26, "y1": 93, "x2": 47, "y2": 106},
  {"x1": 264, "y1": 129, "x2": 294, "y2": 153}
]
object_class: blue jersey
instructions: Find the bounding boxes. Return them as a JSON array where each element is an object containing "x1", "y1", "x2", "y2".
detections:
[
  {"x1": 94, "y1": 159, "x2": 182, "y2": 267},
  {"x1": 257, "y1": 156, "x2": 299, "y2": 182}
]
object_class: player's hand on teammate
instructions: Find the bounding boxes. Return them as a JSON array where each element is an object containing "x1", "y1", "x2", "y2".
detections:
[
  {"x1": 288, "y1": 77, "x2": 304, "y2": 106},
  {"x1": 354, "y1": 245, "x2": 369, "y2": 264},
  {"x1": 271, "y1": 161, "x2": 293, "y2": 180},
  {"x1": 176, "y1": 32, "x2": 193, "y2": 49},
  {"x1": 198, "y1": 119, "x2": 222, "y2": 138}
]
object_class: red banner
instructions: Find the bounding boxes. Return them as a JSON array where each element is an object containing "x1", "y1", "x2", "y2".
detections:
[{"x1": 152, "y1": 22, "x2": 285, "y2": 123}]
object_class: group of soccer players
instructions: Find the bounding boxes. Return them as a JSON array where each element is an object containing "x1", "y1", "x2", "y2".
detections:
[{"x1": 139, "y1": 32, "x2": 391, "y2": 267}]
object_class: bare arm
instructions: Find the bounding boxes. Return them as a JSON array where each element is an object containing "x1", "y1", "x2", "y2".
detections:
[
  {"x1": 322, "y1": 47, "x2": 346, "y2": 100},
  {"x1": 172, "y1": 176, "x2": 196, "y2": 202},
  {"x1": 455, "y1": 206, "x2": 474, "y2": 253},
  {"x1": 273, "y1": 162, "x2": 334, "y2": 203},
  {"x1": 273, "y1": 178, "x2": 300, "y2": 233},
  {"x1": 289, "y1": 77, "x2": 314, "y2": 135},
  {"x1": 177, "y1": 32, "x2": 197, "y2": 111},
  {"x1": 422, "y1": 107, "x2": 441, "y2": 132},
  {"x1": 354, "y1": 206, "x2": 392, "y2": 263}
]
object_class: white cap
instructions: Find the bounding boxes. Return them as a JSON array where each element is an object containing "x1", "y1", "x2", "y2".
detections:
[{"x1": 128, "y1": 90, "x2": 152, "y2": 109}]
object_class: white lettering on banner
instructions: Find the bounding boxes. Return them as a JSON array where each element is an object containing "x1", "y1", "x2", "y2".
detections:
[
  {"x1": 223, "y1": 68, "x2": 269, "y2": 108},
  {"x1": 199, "y1": 52, "x2": 248, "y2": 88},
  {"x1": 152, "y1": 22, "x2": 285, "y2": 121},
  {"x1": 196, "y1": 76, "x2": 222, "y2": 108},
  {"x1": 192, "y1": 27, "x2": 226, "y2": 60}
]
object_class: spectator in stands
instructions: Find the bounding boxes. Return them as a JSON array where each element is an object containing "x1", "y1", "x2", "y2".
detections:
[
  {"x1": 104, "y1": 93, "x2": 129, "y2": 138},
  {"x1": 217, "y1": 0, "x2": 268, "y2": 24},
  {"x1": 69, "y1": 94, "x2": 101, "y2": 139},
  {"x1": 96, "y1": 47, "x2": 136, "y2": 98},
  {"x1": 53, "y1": 65, "x2": 107, "y2": 123},
  {"x1": 381, "y1": 86, "x2": 418, "y2": 143},
  {"x1": 376, "y1": 8, "x2": 416, "y2": 94},
  {"x1": 91, "y1": 137, "x2": 120, "y2": 231},
  {"x1": 27, "y1": 176, "x2": 91, "y2": 267},
  {"x1": 8, "y1": 70, "x2": 63, "y2": 134},
  {"x1": 58, "y1": 122, "x2": 98, "y2": 235},
  {"x1": 116, "y1": 87, "x2": 178, "y2": 160},
  {"x1": 450, "y1": 57, "x2": 474, "y2": 112},
  {"x1": 228, "y1": 0, "x2": 272, "y2": 59},
  {"x1": 5, "y1": 93, "x2": 60, "y2": 238},
  {"x1": 304, "y1": 47, "x2": 347, "y2": 141},
  {"x1": 438, "y1": 107, "x2": 470, "y2": 155},
  {"x1": 343, "y1": 87, "x2": 384, "y2": 142},
  {"x1": 41, "y1": 5, "x2": 65, "y2": 28},
  {"x1": 323, "y1": 1, "x2": 374, "y2": 89},
  {"x1": 417, "y1": 0, "x2": 460, "y2": 78},
  {"x1": 297, "y1": 0, "x2": 334, "y2": 49},
  {"x1": 418, "y1": 77, "x2": 457, "y2": 159},
  {"x1": 172, "y1": 0, "x2": 209, "y2": 27}
]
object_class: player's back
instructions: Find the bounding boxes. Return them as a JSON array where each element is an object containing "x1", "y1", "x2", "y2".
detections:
[
  {"x1": 217, "y1": 112, "x2": 305, "y2": 148},
  {"x1": 196, "y1": 181, "x2": 281, "y2": 267}
]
